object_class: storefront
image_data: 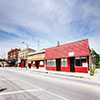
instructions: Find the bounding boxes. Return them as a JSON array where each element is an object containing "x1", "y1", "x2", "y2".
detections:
[
  {"x1": 19, "y1": 59, "x2": 26, "y2": 68},
  {"x1": 45, "y1": 39, "x2": 90, "y2": 73},
  {"x1": 8, "y1": 59, "x2": 16, "y2": 67},
  {"x1": 28, "y1": 50, "x2": 45, "y2": 69},
  {"x1": 28, "y1": 57, "x2": 45, "y2": 69}
]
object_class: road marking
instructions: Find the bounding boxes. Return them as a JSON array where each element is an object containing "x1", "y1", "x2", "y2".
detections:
[
  {"x1": 0, "y1": 78, "x2": 16, "y2": 81},
  {"x1": 1, "y1": 68, "x2": 100, "y2": 91},
  {"x1": 16, "y1": 78, "x2": 69, "y2": 100},
  {"x1": 0, "y1": 89, "x2": 43, "y2": 96},
  {"x1": 43, "y1": 90, "x2": 69, "y2": 100},
  {"x1": 22, "y1": 72, "x2": 100, "y2": 91}
]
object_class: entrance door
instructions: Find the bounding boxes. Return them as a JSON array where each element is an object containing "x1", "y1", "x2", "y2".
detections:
[
  {"x1": 35, "y1": 61, "x2": 39, "y2": 69},
  {"x1": 24, "y1": 61, "x2": 26, "y2": 68},
  {"x1": 29, "y1": 64, "x2": 31, "y2": 69},
  {"x1": 56, "y1": 59, "x2": 61, "y2": 71},
  {"x1": 70, "y1": 58, "x2": 75, "y2": 72}
]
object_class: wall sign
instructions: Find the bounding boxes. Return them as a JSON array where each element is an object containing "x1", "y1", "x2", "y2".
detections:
[
  {"x1": 28, "y1": 61, "x2": 31, "y2": 64},
  {"x1": 68, "y1": 52, "x2": 74, "y2": 57},
  {"x1": 82, "y1": 62, "x2": 87, "y2": 67}
]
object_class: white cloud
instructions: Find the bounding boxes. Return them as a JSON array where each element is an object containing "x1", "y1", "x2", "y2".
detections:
[{"x1": 0, "y1": 0, "x2": 100, "y2": 55}]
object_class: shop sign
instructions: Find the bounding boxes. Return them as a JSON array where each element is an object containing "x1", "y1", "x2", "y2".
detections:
[
  {"x1": 68, "y1": 52, "x2": 74, "y2": 57},
  {"x1": 82, "y1": 62, "x2": 87, "y2": 67},
  {"x1": 28, "y1": 61, "x2": 31, "y2": 64}
]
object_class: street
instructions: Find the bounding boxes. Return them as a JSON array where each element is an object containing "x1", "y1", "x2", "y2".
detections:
[{"x1": 0, "y1": 68, "x2": 100, "y2": 100}]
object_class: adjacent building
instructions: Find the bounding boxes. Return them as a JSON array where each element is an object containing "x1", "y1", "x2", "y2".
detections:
[
  {"x1": 45, "y1": 39, "x2": 90, "y2": 73},
  {"x1": 18, "y1": 48, "x2": 35, "y2": 68},
  {"x1": 0, "y1": 59, "x2": 8, "y2": 67},
  {"x1": 28, "y1": 49, "x2": 45, "y2": 69},
  {"x1": 8, "y1": 48, "x2": 20, "y2": 66}
]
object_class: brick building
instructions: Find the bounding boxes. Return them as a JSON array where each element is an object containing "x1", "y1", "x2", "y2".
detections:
[{"x1": 8, "y1": 48, "x2": 20, "y2": 67}]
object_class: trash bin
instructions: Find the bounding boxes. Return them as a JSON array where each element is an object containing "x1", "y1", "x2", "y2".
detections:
[{"x1": 90, "y1": 66, "x2": 92, "y2": 73}]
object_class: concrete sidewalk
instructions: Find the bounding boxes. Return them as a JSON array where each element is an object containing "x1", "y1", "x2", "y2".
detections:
[
  {"x1": 28, "y1": 68, "x2": 100, "y2": 81},
  {"x1": 92, "y1": 69, "x2": 100, "y2": 80},
  {"x1": 28, "y1": 68, "x2": 91, "y2": 79}
]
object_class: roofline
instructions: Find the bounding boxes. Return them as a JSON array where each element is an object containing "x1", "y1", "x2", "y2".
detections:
[
  {"x1": 45, "y1": 38, "x2": 89, "y2": 50},
  {"x1": 8, "y1": 48, "x2": 20, "y2": 54}
]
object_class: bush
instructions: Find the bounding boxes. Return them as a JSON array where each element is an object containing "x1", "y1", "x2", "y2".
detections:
[{"x1": 96, "y1": 65, "x2": 100, "y2": 68}]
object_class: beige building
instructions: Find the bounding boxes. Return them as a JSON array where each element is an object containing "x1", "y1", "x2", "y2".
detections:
[
  {"x1": 28, "y1": 49, "x2": 45, "y2": 69},
  {"x1": 18, "y1": 48, "x2": 35, "y2": 68}
]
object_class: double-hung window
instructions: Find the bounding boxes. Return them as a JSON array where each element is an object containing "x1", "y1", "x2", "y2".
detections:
[
  {"x1": 75, "y1": 57, "x2": 87, "y2": 67},
  {"x1": 61, "y1": 58, "x2": 67, "y2": 67},
  {"x1": 46, "y1": 60, "x2": 56, "y2": 67}
]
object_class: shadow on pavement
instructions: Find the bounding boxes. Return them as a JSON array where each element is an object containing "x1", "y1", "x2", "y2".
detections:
[{"x1": 0, "y1": 88, "x2": 7, "y2": 92}]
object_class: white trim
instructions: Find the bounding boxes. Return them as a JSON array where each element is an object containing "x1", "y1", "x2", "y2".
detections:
[{"x1": 0, "y1": 89, "x2": 43, "y2": 96}]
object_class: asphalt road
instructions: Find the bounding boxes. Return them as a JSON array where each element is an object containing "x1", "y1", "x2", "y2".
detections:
[{"x1": 0, "y1": 68, "x2": 100, "y2": 100}]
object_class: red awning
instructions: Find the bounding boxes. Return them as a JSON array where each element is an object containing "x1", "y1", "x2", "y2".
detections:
[{"x1": 45, "y1": 39, "x2": 90, "y2": 59}]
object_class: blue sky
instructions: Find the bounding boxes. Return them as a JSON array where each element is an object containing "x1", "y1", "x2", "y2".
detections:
[{"x1": 0, "y1": 0, "x2": 100, "y2": 58}]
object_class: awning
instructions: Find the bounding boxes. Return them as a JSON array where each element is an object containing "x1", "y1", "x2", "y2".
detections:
[
  {"x1": 8, "y1": 59, "x2": 15, "y2": 63},
  {"x1": 28, "y1": 57, "x2": 44, "y2": 61}
]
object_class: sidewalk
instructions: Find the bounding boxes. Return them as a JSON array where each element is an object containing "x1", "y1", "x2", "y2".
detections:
[
  {"x1": 91, "y1": 69, "x2": 100, "y2": 80},
  {"x1": 28, "y1": 68, "x2": 91, "y2": 79}
]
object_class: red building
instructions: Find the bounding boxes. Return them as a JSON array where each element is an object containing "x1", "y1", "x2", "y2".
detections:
[
  {"x1": 45, "y1": 39, "x2": 91, "y2": 73},
  {"x1": 8, "y1": 48, "x2": 20, "y2": 67},
  {"x1": 18, "y1": 48, "x2": 35, "y2": 68}
]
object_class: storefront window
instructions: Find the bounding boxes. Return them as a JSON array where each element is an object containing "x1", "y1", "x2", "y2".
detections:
[
  {"x1": 75, "y1": 57, "x2": 87, "y2": 67},
  {"x1": 40, "y1": 61, "x2": 43, "y2": 65},
  {"x1": 46, "y1": 60, "x2": 56, "y2": 67},
  {"x1": 61, "y1": 58, "x2": 67, "y2": 67},
  {"x1": 33, "y1": 61, "x2": 35, "y2": 64}
]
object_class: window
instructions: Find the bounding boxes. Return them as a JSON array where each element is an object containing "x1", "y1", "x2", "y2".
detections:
[
  {"x1": 33, "y1": 61, "x2": 35, "y2": 64},
  {"x1": 76, "y1": 59, "x2": 81, "y2": 66},
  {"x1": 75, "y1": 57, "x2": 87, "y2": 67},
  {"x1": 46, "y1": 60, "x2": 56, "y2": 67},
  {"x1": 40, "y1": 61, "x2": 43, "y2": 65},
  {"x1": 61, "y1": 58, "x2": 67, "y2": 67}
]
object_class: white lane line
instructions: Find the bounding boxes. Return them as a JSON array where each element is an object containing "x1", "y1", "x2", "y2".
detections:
[
  {"x1": 19, "y1": 71, "x2": 100, "y2": 91},
  {"x1": 43, "y1": 90, "x2": 69, "y2": 100},
  {"x1": 0, "y1": 89, "x2": 43, "y2": 96},
  {"x1": 0, "y1": 78, "x2": 16, "y2": 81},
  {"x1": 0, "y1": 69, "x2": 69, "y2": 100},
  {"x1": 16, "y1": 78, "x2": 69, "y2": 100}
]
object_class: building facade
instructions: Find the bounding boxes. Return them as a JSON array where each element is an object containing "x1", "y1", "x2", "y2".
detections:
[
  {"x1": 18, "y1": 48, "x2": 35, "y2": 68},
  {"x1": 8, "y1": 49, "x2": 20, "y2": 66},
  {"x1": 28, "y1": 50, "x2": 45, "y2": 69},
  {"x1": 45, "y1": 39, "x2": 90, "y2": 73}
]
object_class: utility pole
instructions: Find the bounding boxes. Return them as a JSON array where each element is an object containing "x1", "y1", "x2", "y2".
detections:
[
  {"x1": 57, "y1": 41, "x2": 60, "y2": 46},
  {"x1": 22, "y1": 42, "x2": 29, "y2": 69}
]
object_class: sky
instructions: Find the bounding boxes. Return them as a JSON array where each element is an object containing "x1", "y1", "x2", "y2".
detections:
[{"x1": 0, "y1": 0, "x2": 100, "y2": 58}]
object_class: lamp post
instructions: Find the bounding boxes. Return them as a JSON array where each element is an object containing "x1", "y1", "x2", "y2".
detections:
[{"x1": 22, "y1": 42, "x2": 29, "y2": 69}]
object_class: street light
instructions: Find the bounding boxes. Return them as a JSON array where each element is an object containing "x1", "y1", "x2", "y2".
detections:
[{"x1": 22, "y1": 42, "x2": 29, "y2": 69}]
